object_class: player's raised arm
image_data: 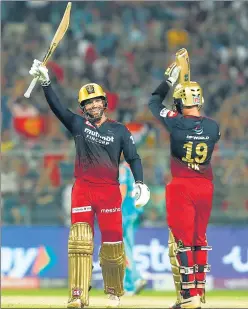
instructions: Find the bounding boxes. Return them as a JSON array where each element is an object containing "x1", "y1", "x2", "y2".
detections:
[
  {"x1": 122, "y1": 127, "x2": 150, "y2": 208},
  {"x1": 29, "y1": 59, "x2": 76, "y2": 133},
  {"x1": 148, "y1": 63, "x2": 181, "y2": 132}
]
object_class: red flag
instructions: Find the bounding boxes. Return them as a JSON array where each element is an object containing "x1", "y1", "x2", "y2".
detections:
[{"x1": 13, "y1": 116, "x2": 46, "y2": 138}]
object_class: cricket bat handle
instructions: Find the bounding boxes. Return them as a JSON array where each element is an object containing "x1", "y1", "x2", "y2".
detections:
[{"x1": 24, "y1": 76, "x2": 39, "y2": 98}]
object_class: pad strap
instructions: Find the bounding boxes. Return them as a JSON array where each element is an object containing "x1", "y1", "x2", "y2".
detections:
[{"x1": 195, "y1": 264, "x2": 211, "y2": 273}]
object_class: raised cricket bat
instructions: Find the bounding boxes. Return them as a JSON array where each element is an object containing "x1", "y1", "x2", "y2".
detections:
[
  {"x1": 24, "y1": 2, "x2": 72, "y2": 98},
  {"x1": 175, "y1": 48, "x2": 190, "y2": 84}
]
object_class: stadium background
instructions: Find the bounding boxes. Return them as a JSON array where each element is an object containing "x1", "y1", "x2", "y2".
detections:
[{"x1": 1, "y1": 0, "x2": 248, "y2": 305}]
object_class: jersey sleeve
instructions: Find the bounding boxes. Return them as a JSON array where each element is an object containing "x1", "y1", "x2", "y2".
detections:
[
  {"x1": 216, "y1": 123, "x2": 221, "y2": 142},
  {"x1": 148, "y1": 80, "x2": 181, "y2": 132},
  {"x1": 122, "y1": 127, "x2": 143, "y2": 183},
  {"x1": 42, "y1": 84, "x2": 76, "y2": 133}
]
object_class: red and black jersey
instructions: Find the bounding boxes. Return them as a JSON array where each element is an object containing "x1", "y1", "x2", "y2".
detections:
[
  {"x1": 42, "y1": 85, "x2": 143, "y2": 185},
  {"x1": 149, "y1": 81, "x2": 220, "y2": 180}
]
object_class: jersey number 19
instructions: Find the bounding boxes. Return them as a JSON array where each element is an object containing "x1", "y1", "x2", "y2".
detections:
[{"x1": 182, "y1": 142, "x2": 208, "y2": 164}]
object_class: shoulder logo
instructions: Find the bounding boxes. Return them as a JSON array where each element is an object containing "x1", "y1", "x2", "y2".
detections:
[
  {"x1": 168, "y1": 111, "x2": 178, "y2": 118},
  {"x1": 160, "y1": 108, "x2": 169, "y2": 118}
]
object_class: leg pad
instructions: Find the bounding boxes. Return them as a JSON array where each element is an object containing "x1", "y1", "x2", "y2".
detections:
[
  {"x1": 99, "y1": 242, "x2": 125, "y2": 297},
  {"x1": 68, "y1": 223, "x2": 93, "y2": 306},
  {"x1": 168, "y1": 229, "x2": 182, "y2": 302}
]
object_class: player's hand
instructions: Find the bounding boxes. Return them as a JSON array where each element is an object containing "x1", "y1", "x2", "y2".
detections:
[
  {"x1": 133, "y1": 182, "x2": 150, "y2": 208},
  {"x1": 29, "y1": 59, "x2": 50, "y2": 85},
  {"x1": 164, "y1": 62, "x2": 180, "y2": 87}
]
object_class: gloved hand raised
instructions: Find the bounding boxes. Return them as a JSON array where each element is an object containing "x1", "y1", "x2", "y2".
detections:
[
  {"x1": 29, "y1": 59, "x2": 50, "y2": 85},
  {"x1": 133, "y1": 182, "x2": 150, "y2": 208},
  {"x1": 164, "y1": 62, "x2": 181, "y2": 88}
]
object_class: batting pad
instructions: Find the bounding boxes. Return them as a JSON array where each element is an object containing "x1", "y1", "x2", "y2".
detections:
[
  {"x1": 68, "y1": 223, "x2": 94, "y2": 306},
  {"x1": 99, "y1": 241, "x2": 125, "y2": 297},
  {"x1": 168, "y1": 229, "x2": 182, "y2": 302}
]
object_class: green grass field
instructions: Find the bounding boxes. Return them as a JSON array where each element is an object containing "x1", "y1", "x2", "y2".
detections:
[{"x1": 2, "y1": 288, "x2": 248, "y2": 308}]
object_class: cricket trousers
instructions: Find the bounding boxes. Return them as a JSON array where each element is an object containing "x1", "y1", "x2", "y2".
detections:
[
  {"x1": 166, "y1": 177, "x2": 213, "y2": 297},
  {"x1": 71, "y1": 179, "x2": 123, "y2": 242}
]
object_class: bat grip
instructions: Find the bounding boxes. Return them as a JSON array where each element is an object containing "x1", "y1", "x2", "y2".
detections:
[{"x1": 24, "y1": 76, "x2": 39, "y2": 98}]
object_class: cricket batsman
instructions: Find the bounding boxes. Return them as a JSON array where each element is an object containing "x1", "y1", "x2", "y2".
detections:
[
  {"x1": 148, "y1": 61, "x2": 221, "y2": 308},
  {"x1": 28, "y1": 60, "x2": 150, "y2": 308},
  {"x1": 119, "y1": 160, "x2": 147, "y2": 296}
]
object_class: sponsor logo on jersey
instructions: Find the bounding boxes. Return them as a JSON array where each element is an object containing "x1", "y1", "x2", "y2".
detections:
[
  {"x1": 186, "y1": 135, "x2": 209, "y2": 140},
  {"x1": 160, "y1": 108, "x2": 169, "y2": 118},
  {"x1": 84, "y1": 128, "x2": 114, "y2": 145}
]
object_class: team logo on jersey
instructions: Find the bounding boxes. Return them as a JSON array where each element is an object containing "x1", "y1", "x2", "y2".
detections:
[
  {"x1": 160, "y1": 108, "x2": 169, "y2": 118},
  {"x1": 168, "y1": 111, "x2": 178, "y2": 118},
  {"x1": 85, "y1": 85, "x2": 95, "y2": 94},
  {"x1": 193, "y1": 124, "x2": 203, "y2": 135}
]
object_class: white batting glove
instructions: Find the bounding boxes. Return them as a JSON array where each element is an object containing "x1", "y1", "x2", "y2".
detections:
[
  {"x1": 164, "y1": 62, "x2": 181, "y2": 87},
  {"x1": 133, "y1": 182, "x2": 150, "y2": 208},
  {"x1": 29, "y1": 59, "x2": 50, "y2": 85}
]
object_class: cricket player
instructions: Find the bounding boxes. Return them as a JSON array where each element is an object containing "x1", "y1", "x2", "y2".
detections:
[
  {"x1": 119, "y1": 160, "x2": 147, "y2": 296},
  {"x1": 29, "y1": 60, "x2": 150, "y2": 308},
  {"x1": 148, "y1": 62, "x2": 220, "y2": 309}
]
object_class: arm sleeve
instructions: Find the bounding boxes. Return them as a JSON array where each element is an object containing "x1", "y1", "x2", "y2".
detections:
[
  {"x1": 122, "y1": 128, "x2": 143, "y2": 183},
  {"x1": 42, "y1": 84, "x2": 76, "y2": 133},
  {"x1": 148, "y1": 80, "x2": 180, "y2": 132}
]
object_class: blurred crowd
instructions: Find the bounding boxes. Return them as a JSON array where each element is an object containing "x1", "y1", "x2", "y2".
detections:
[{"x1": 1, "y1": 1, "x2": 248, "y2": 226}]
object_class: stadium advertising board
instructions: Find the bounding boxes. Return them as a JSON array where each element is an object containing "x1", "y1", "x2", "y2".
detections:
[{"x1": 1, "y1": 226, "x2": 248, "y2": 289}]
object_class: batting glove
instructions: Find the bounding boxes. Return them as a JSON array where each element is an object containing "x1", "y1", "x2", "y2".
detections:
[
  {"x1": 133, "y1": 182, "x2": 150, "y2": 208},
  {"x1": 164, "y1": 62, "x2": 180, "y2": 87},
  {"x1": 29, "y1": 59, "x2": 50, "y2": 85}
]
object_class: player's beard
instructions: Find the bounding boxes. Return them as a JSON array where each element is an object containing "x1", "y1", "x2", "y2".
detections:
[{"x1": 85, "y1": 107, "x2": 104, "y2": 123}]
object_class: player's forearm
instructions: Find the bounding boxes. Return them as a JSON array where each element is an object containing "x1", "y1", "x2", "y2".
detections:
[
  {"x1": 42, "y1": 84, "x2": 74, "y2": 132},
  {"x1": 148, "y1": 80, "x2": 170, "y2": 118},
  {"x1": 152, "y1": 79, "x2": 170, "y2": 99},
  {"x1": 129, "y1": 158, "x2": 143, "y2": 183}
]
